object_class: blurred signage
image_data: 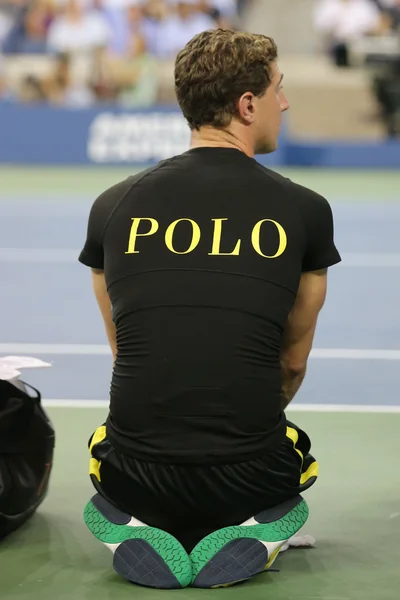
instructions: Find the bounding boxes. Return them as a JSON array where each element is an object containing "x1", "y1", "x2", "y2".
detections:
[
  {"x1": 87, "y1": 111, "x2": 191, "y2": 163},
  {"x1": 0, "y1": 103, "x2": 398, "y2": 167}
]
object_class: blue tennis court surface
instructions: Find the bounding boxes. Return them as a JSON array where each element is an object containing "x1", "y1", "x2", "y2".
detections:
[{"x1": 1, "y1": 167, "x2": 400, "y2": 409}]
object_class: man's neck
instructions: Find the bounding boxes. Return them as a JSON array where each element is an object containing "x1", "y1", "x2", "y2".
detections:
[{"x1": 190, "y1": 127, "x2": 254, "y2": 158}]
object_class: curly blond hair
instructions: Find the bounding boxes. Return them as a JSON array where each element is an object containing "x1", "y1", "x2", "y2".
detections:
[{"x1": 175, "y1": 29, "x2": 278, "y2": 131}]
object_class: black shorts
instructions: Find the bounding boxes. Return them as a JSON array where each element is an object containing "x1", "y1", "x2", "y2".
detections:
[{"x1": 88, "y1": 421, "x2": 318, "y2": 553}]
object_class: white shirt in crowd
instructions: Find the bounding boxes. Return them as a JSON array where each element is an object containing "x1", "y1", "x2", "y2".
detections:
[
  {"x1": 314, "y1": 0, "x2": 381, "y2": 41},
  {"x1": 48, "y1": 10, "x2": 111, "y2": 53},
  {"x1": 0, "y1": 12, "x2": 13, "y2": 46}
]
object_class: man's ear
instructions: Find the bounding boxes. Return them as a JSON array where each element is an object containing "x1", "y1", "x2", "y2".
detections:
[{"x1": 237, "y1": 92, "x2": 256, "y2": 123}]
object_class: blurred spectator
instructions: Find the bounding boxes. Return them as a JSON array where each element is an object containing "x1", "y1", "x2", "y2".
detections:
[
  {"x1": 0, "y1": 53, "x2": 13, "y2": 100},
  {"x1": 3, "y1": 1, "x2": 53, "y2": 54},
  {"x1": 212, "y1": 0, "x2": 237, "y2": 17},
  {"x1": 0, "y1": 1, "x2": 27, "y2": 46},
  {"x1": 236, "y1": 0, "x2": 250, "y2": 13},
  {"x1": 142, "y1": 0, "x2": 216, "y2": 58},
  {"x1": 380, "y1": 0, "x2": 400, "y2": 29},
  {"x1": 20, "y1": 52, "x2": 96, "y2": 105},
  {"x1": 140, "y1": 0, "x2": 168, "y2": 56},
  {"x1": 198, "y1": 0, "x2": 238, "y2": 27},
  {"x1": 370, "y1": 0, "x2": 400, "y2": 136},
  {"x1": 372, "y1": 69, "x2": 400, "y2": 137},
  {"x1": 0, "y1": 9, "x2": 14, "y2": 47},
  {"x1": 47, "y1": 0, "x2": 111, "y2": 54},
  {"x1": 314, "y1": 0, "x2": 383, "y2": 66},
  {"x1": 105, "y1": 50, "x2": 159, "y2": 106},
  {"x1": 353, "y1": 1, "x2": 400, "y2": 136},
  {"x1": 102, "y1": 0, "x2": 146, "y2": 57},
  {"x1": 94, "y1": 0, "x2": 158, "y2": 105},
  {"x1": 0, "y1": 0, "x2": 244, "y2": 107}
]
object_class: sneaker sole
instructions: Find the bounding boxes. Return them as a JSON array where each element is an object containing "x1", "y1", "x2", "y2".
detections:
[
  {"x1": 190, "y1": 496, "x2": 309, "y2": 588},
  {"x1": 84, "y1": 494, "x2": 192, "y2": 589}
]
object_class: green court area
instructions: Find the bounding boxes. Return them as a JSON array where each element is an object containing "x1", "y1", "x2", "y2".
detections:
[
  {"x1": 1, "y1": 166, "x2": 400, "y2": 199},
  {"x1": 1, "y1": 407, "x2": 399, "y2": 600}
]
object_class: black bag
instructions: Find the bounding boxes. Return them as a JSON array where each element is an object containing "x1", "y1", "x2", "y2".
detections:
[{"x1": 0, "y1": 379, "x2": 55, "y2": 540}]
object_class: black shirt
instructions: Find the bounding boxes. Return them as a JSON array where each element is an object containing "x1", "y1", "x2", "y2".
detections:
[{"x1": 79, "y1": 148, "x2": 341, "y2": 464}]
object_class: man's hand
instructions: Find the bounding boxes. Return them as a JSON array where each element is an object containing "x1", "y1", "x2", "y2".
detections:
[
  {"x1": 280, "y1": 269, "x2": 328, "y2": 409},
  {"x1": 91, "y1": 268, "x2": 117, "y2": 363}
]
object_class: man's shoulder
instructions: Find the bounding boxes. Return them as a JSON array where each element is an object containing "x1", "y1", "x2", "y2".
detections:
[
  {"x1": 256, "y1": 164, "x2": 330, "y2": 208},
  {"x1": 94, "y1": 160, "x2": 175, "y2": 208}
]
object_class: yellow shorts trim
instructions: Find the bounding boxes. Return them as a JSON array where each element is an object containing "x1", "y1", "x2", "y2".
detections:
[
  {"x1": 89, "y1": 425, "x2": 107, "y2": 482},
  {"x1": 286, "y1": 426, "x2": 304, "y2": 464},
  {"x1": 300, "y1": 461, "x2": 319, "y2": 485}
]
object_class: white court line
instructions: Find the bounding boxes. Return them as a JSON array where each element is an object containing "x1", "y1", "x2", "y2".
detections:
[
  {"x1": 41, "y1": 399, "x2": 400, "y2": 413},
  {"x1": 341, "y1": 253, "x2": 400, "y2": 267},
  {"x1": 0, "y1": 248, "x2": 78, "y2": 263},
  {"x1": 1, "y1": 343, "x2": 400, "y2": 360},
  {"x1": 287, "y1": 404, "x2": 400, "y2": 413},
  {"x1": 1, "y1": 249, "x2": 400, "y2": 267},
  {"x1": 0, "y1": 343, "x2": 112, "y2": 355},
  {"x1": 311, "y1": 348, "x2": 400, "y2": 360},
  {"x1": 44, "y1": 399, "x2": 109, "y2": 408}
]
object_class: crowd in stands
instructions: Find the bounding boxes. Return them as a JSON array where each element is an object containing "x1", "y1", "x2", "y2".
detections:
[
  {"x1": 314, "y1": 0, "x2": 400, "y2": 136},
  {"x1": 0, "y1": 0, "x2": 244, "y2": 57},
  {"x1": 0, "y1": 0, "x2": 399, "y2": 135},
  {"x1": 314, "y1": 0, "x2": 400, "y2": 67},
  {"x1": 0, "y1": 0, "x2": 247, "y2": 106}
]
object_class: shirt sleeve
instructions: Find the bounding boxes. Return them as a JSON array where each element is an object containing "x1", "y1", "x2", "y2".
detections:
[
  {"x1": 297, "y1": 186, "x2": 342, "y2": 273},
  {"x1": 78, "y1": 178, "x2": 132, "y2": 270}
]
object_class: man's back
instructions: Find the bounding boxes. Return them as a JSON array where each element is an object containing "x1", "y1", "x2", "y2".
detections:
[
  {"x1": 80, "y1": 147, "x2": 339, "y2": 463},
  {"x1": 81, "y1": 30, "x2": 342, "y2": 589}
]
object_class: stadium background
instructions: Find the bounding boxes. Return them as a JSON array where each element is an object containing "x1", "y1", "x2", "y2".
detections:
[{"x1": 1, "y1": 1, "x2": 399, "y2": 599}]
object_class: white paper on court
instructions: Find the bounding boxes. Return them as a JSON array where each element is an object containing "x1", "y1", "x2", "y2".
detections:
[{"x1": 0, "y1": 356, "x2": 51, "y2": 382}]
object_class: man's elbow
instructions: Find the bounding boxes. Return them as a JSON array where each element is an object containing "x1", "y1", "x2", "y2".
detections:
[{"x1": 280, "y1": 355, "x2": 308, "y2": 377}]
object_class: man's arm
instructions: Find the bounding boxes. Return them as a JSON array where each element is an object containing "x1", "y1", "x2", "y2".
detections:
[
  {"x1": 91, "y1": 268, "x2": 117, "y2": 363},
  {"x1": 280, "y1": 268, "x2": 328, "y2": 410},
  {"x1": 78, "y1": 179, "x2": 138, "y2": 362}
]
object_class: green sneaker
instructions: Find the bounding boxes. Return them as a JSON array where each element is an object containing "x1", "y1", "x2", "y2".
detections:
[
  {"x1": 190, "y1": 495, "x2": 309, "y2": 588},
  {"x1": 84, "y1": 494, "x2": 192, "y2": 589}
]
